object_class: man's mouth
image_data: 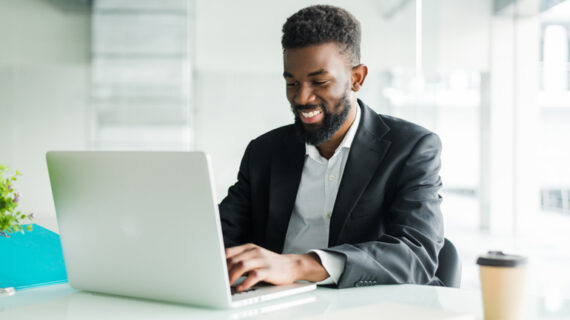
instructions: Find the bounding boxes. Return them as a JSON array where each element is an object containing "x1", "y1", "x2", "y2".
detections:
[{"x1": 298, "y1": 108, "x2": 324, "y2": 124}]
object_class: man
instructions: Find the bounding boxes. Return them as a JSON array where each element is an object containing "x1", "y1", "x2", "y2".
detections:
[{"x1": 220, "y1": 5, "x2": 444, "y2": 292}]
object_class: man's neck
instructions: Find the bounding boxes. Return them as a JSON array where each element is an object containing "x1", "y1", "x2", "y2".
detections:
[{"x1": 316, "y1": 101, "x2": 358, "y2": 159}]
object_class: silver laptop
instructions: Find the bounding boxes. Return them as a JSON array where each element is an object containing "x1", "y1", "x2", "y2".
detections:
[{"x1": 46, "y1": 151, "x2": 315, "y2": 308}]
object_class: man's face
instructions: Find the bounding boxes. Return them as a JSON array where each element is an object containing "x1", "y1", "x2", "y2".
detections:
[{"x1": 283, "y1": 42, "x2": 354, "y2": 146}]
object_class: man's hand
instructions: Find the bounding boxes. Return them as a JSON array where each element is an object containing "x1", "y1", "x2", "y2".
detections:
[{"x1": 226, "y1": 243, "x2": 329, "y2": 292}]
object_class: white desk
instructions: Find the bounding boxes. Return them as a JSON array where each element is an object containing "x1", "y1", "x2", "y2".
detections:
[{"x1": 1, "y1": 283, "x2": 568, "y2": 319}]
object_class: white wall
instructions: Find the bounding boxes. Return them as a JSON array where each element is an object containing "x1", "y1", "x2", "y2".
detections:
[
  {"x1": 430, "y1": 0, "x2": 491, "y2": 72},
  {"x1": 0, "y1": 0, "x2": 91, "y2": 231},
  {"x1": 424, "y1": 0, "x2": 491, "y2": 190}
]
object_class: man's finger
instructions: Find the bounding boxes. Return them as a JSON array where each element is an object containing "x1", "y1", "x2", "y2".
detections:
[
  {"x1": 228, "y1": 258, "x2": 266, "y2": 286},
  {"x1": 237, "y1": 269, "x2": 266, "y2": 292},
  {"x1": 226, "y1": 245, "x2": 263, "y2": 268},
  {"x1": 225, "y1": 243, "x2": 256, "y2": 259},
  {"x1": 226, "y1": 245, "x2": 264, "y2": 274}
]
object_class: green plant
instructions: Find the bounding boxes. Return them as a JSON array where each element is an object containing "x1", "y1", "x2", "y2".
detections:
[{"x1": 0, "y1": 164, "x2": 33, "y2": 237}]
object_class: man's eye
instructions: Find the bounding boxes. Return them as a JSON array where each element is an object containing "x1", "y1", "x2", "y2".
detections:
[
  {"x1": 286, "y1": 82, "x2": 297, "y2": 87},
  {"x1": 313, "y1": 80, "x2": 328, "y2": 86}
]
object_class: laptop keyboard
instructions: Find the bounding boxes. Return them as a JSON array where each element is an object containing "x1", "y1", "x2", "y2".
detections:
[{"x1": 231, "y1": 286, "x2": 257, "y2": 295}]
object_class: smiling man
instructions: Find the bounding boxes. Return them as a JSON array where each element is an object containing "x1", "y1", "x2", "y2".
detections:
[{"x1": 219, "y1": 5, "x2": 444, "y2": 292}]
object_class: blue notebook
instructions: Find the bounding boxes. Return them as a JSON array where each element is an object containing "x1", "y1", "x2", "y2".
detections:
[{"x1": 0, "y1": 224, "x2": 68, "y2": 289}]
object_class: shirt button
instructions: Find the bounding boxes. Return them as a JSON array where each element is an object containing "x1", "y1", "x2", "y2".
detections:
[
  {"x1": 327, "y1": 213, "x2": 332, "y2": 219},
  {"x1": 328, "y1": 175, "x2": 336, "y2": 181}
]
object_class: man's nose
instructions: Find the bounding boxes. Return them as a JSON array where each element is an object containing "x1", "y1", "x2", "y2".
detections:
[{"x1": 293, "y1": 84, "x2": 316, "y2": 106}]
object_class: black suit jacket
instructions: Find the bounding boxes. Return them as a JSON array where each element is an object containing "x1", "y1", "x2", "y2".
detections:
[{"x1": 219, "y1": 100, "x2": 444, "y2": 288}]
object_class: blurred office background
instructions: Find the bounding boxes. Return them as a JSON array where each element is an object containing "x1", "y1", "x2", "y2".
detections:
[{"x1": 1, "y1": 0, "x2": 569, "y2": 304}]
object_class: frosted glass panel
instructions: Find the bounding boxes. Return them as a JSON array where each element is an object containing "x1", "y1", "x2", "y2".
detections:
[{"x1": 90, "y1": 0, "x2": 191, "y2": 151}]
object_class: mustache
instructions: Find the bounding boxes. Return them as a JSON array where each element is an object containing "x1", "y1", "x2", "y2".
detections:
[{"x1": 294, "y1": 104, "x2": 323, "y2": 111}]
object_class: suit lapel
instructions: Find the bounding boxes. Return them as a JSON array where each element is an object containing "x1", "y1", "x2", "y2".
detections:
[
  {"x1": 328, "y1": 101, "x2": 392, "y2": 246},
  {"x1": 266, "y1": 131, "x2": 305, "y2": 253}
]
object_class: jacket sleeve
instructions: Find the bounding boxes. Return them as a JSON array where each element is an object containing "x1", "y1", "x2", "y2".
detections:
[
  {"x1": 218, "y1": 141, "x2": 254, "y2": 248},
  {"x1": 323, "y1": 133, "x2": 445, "y2": 288}
]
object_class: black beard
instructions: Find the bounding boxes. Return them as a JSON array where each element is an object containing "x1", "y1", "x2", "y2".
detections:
[{"x1": 293, "y1": 94, "x2": 352, "y2": 146}]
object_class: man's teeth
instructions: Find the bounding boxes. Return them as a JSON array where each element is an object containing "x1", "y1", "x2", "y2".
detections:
[{"x1": 301, "y1": 110, "x2": 322, "y2": 118}]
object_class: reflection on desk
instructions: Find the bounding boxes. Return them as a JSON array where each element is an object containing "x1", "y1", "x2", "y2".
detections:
[{"x1": 1, "y1": 283, "x2": 570, "y2": 319}]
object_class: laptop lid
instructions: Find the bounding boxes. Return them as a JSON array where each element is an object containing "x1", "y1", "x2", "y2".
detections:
[{"x1": 46, "y1": 151, "x2": 233, "y2": 308}]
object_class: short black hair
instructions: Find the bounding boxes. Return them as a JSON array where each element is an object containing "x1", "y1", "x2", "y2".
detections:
[{"x1": 281, "y1": 5, "x2": 361, "y2": 65}]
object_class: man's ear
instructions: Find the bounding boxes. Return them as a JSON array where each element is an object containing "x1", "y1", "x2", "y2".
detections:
[{"x1": 351, "y1": 64, "x2": 368, "y2": 92}]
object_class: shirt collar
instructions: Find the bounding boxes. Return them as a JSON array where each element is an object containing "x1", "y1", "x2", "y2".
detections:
[{"x1": 305, "y1": 103, "x2": 362, "y2": 160}]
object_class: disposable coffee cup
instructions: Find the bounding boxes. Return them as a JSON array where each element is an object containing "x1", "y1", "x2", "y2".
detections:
[{"x1": 477, "y1": 251, "x2": 528, "y2": 320}]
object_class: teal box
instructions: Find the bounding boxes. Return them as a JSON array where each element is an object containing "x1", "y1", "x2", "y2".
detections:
[{"x1": 0, "y1": 224, "x2": 68, "y2": 289}]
